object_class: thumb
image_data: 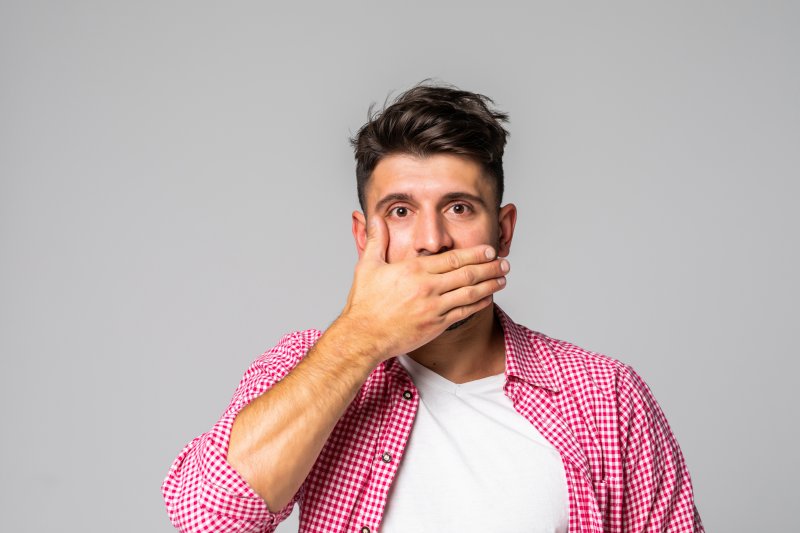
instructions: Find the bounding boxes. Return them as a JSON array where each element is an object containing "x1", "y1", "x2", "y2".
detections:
[{"x1": 364, "y1": 216, "x2": 388, "y2": 263}]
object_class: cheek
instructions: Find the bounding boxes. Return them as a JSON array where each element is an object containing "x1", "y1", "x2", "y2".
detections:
[
  {"x1": 385, "y1": 225, "x2": 416, "y2": 263},
  {"x1": 453, "y1": 223, "x2": 498, "y2": 249},
  {"x1": 382, "y1": 217, "x2": 500, "y2": 262}
]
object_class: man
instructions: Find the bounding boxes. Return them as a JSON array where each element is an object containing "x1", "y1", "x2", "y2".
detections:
[{"x1": 162, "y1": 83, "x2": 703, "y2": 532}]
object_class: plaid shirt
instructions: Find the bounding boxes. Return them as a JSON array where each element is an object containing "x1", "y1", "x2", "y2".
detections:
[{"x1": 162, "y1": 305, "x2": 703, "y2": 532}]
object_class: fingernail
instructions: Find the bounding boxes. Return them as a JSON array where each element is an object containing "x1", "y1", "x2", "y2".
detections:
[
  {"x1": 485, "y1": 247, "x2": 496, "y2": 259},
  {"x1": 498, "y1": 277, "x2": 506, "y2": 286},
  {"x1": 500, "y1": 259, "x2": 510, "y2": 273}
]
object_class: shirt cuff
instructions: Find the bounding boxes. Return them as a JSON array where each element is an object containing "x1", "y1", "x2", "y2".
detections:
[{"x1": 198, "y1": 411, "x2": 300, "y2": 524}]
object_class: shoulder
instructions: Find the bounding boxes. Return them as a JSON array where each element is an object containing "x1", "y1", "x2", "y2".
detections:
[
  {"x1": 523, "y1": 326, "x2": 669, "y2": 436},
  {"x1": 517, "y1": 325, "x2": 677, "y2": 452},
  {"x1": 517, "y1": 322, "x2": 648, "y2": 403}
]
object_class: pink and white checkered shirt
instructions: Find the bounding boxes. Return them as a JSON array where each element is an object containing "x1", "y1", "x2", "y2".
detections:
[{"x1": 162, "y1": 305, "x2": 703, "y2": 532}]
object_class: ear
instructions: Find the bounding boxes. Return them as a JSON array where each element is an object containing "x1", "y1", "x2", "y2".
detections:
[
  {"x1": 352, "y1": 210, "x2": 368, "y2": 259},
  {"x1": 497, "y1": 203, "x2": 517, "y2": 257}
]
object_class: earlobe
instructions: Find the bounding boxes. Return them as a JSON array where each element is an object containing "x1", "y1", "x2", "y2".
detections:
[
  {"x1": 497, "y1": 203, "x2": 517, "y2": 257},
  {"x1": 352, "y1": 211, "x2": 367, "y2": 259}
]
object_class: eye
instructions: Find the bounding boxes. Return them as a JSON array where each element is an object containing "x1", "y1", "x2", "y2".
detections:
[
  {"x1": 389, "y1": 206, "x2": 409, "y2": 218},
  {"x1": 449, "y1": 203, "x2": 472, "y2": 215}
]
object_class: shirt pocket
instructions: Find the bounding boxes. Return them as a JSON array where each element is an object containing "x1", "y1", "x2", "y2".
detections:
[
  {"x1": 593, "y1": 477, "x2": 611, "y2": 527},
  {"x1": 594, "y1": 475, "x2": 623, "y2": 531}
]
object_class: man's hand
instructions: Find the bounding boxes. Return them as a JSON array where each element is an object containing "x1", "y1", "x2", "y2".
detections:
[
  {"x1": 340, "y1": 216, "x2": 509, "y2": 363},
  {"x1": 226, "y1": 216, "x2": 508, "y2": 513}
]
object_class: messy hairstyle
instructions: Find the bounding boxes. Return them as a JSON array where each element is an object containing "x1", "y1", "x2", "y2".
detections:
[{"x1": 350, "y1": 81, "x2": 510, "y2": 211}]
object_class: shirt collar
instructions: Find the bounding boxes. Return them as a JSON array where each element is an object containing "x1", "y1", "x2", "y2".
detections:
[
  {"x1": 494, "y1": 304, "x2": 561, "y2": 393},
  {"x1": 383, "y1": 304, "x2": 561, "y2": 393}
]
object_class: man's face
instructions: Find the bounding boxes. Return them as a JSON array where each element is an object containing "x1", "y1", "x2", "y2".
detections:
[{"x1": 352, "y1": 153, "x2": 516, "y2": 264}]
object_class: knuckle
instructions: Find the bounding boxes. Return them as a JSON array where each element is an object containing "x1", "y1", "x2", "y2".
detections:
[
  {"x1": 422, "y1": 301, "x2": 438, "y2": 317},
  {"x1": 462, "y1": 268, "x2": 476, "y2": 286},
  {"x1": 404, "y1": 262, "x2": 420, "y2": 277},
  {"x1": 416, "y1": 282, "x2": 434, "y2": 299},
  {"x1": 446, "y1": 252, "x2": 461, "y2": 270},
  {"x1": 418, "y1": 308, "x2": 438, "y2": 327},
  {"x1": 464, "y1": 286, "x2": 477, "y2": 302}
]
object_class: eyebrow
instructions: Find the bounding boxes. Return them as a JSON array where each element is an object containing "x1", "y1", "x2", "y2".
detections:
[
  {"x1": 375, "y1": 191, "x2": 489, "y2": 212},
  {"x1": 441, "y1": 192, "x2": 489, "y2": 209},
  {"x1": 375, "y1": 193, "x2": 414, "y2": 212}
]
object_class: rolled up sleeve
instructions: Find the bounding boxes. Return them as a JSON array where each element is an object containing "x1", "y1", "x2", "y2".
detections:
[{"x1": 162, "y1": 331, "x2": 316, "y2": 533}]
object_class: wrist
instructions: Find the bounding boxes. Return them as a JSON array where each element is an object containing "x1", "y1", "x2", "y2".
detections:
[{"x1": 328, "y1": 312, "x2": 392, "y2": 365}]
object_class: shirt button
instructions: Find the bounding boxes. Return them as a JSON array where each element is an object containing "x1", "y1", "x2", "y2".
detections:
[
  {"x1": 402, "y1": 390, "x2": 413, "y2": 400},
  {"x1": 381, "y1": 452, "x2": 392, "y2": 463},
  {"x1": 361, "y1": 527, "x2": 370, "y2": 533}
]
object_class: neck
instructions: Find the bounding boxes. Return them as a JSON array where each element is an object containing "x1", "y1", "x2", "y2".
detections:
[{"x1": 407, "y1": 303, "x2": 506, "y2": 384}]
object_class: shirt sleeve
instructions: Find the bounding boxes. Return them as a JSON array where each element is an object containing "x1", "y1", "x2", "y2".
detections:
[
  {"x1": 617, "y1": 365, "x2": 704, "y2": 533},
  {"x1": 161, "y1": 331, "x2": 315, "y2": 533}
]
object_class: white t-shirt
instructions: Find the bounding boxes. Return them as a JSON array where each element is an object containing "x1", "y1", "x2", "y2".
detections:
[{"x1": 379, "y1": 354, "x2": 569, "y2": 533}]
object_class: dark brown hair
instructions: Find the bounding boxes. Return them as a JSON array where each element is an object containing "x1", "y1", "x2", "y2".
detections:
[{"x1": 350, "y1": 82, "x2": 510, "y2": 211}]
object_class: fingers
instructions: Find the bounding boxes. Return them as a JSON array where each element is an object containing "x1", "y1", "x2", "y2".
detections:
[
  {"x1": 422, "y1": 245, "x2": 497, "y2": 274},
  {"x1": 363, "y1": 216, "x2": 389, "y2": 263},
  {"x1": 437, "y1": 258, "x2": 510, "y2": 294},
  {"x1": 438, "y1": 276, "x2": 507, "y2": 316},
  {"x1": 442, "y1": 295, "x2": 495, "y2": 328}
]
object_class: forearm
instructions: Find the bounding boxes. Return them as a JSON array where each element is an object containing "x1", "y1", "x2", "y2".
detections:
[{"x1": 226, "y1": 316, "x2": 384, "y2": 511}]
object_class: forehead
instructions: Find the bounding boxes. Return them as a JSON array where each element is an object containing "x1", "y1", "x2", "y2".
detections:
[{"x1": 366, "y1": 153, "x2": 493, "y2": 209}]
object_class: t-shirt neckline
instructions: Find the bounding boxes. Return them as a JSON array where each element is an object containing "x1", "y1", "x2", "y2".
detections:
[{"x1": 397, "y1": 354, "x2": 506, "y2": 395}]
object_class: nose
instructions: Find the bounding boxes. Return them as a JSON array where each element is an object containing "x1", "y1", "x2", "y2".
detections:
[{"x1": 414, "y1": 210, "x2": 454, "y2": 256}]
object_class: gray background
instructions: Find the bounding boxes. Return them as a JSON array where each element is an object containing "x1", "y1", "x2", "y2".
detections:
[{"x1": 1, "y1": 1, "x2": 797, "y2": 531}]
